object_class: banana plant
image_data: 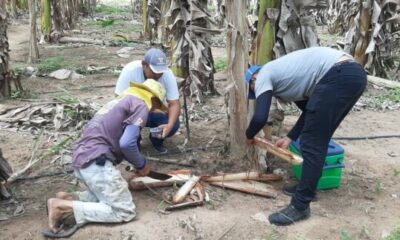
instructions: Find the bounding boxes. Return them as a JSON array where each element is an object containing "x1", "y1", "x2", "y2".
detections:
[
  {"x1": 328, "y1": 0, "x2": 400, "y2": 79},
  {"x1": 0, "y1": 4, "x2": 12, "y2": 98},
  {"x1": 165, "y1": 0, "x2": 219, "y2": 102},
  {"x1": 40, "y1": 0, "x2": 51, "y2": 42}
]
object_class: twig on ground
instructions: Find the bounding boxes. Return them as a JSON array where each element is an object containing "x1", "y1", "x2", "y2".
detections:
[
  {"x1": 7, "y1": 130, "x2": 45, "y2": 183},
  {"x1": 215, "y1": 221, "x2": 237, "y2": 240},
  {"x1": 13, "y1": 169, "x2": 74, "y2": 181},
  {"x1": 143, "y1": 184, "x2": 173, "y2": 205}
]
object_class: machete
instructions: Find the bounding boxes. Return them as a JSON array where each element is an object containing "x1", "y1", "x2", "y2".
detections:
[{"x1": 147, "y1": 170, "x2": 173, "y2": 180}]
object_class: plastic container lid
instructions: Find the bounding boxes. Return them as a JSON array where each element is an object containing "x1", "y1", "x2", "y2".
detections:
[{"x1": 291, "y1": 139, "x2": 344, "y2": 156}]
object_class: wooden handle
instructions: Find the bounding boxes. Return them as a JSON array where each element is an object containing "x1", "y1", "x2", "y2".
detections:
[{"x1": 254, "y1": 137, "x2": 303, "y2": 165}]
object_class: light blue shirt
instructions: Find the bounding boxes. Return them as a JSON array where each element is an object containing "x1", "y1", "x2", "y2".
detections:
[
  {"x1": 115, "y1": 60, "x2": 179, "y2": 101},
  {"x1": 255, "y1": 47, "x2": 348, "y2": 102}
]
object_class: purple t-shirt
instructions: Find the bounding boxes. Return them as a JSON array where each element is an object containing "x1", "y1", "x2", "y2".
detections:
[{"x1": 72, "y1": 95, "x2": 148, "y2": 169}]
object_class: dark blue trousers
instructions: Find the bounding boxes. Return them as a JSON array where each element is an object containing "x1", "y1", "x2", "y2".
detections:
[
  {"x1": 291, "y1": 62, "x2": 367, "y2": 210},
  {"x1": 146, "y1": 112, "x2": 180, "y2": 147}
]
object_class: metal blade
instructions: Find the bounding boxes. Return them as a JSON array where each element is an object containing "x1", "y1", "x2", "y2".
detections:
[{"x1": 147, "y1": 170, "x2": 172, "y2": 180}]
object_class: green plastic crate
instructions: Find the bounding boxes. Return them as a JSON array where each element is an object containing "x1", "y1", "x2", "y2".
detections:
[{"x1": 289, "y1": 142, "x2": 345, "y2": 190}]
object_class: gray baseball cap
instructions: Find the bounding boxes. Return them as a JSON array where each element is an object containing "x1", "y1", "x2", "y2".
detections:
[{"x1": 144, "y1": 48, "x2": 169, "y2": 74}]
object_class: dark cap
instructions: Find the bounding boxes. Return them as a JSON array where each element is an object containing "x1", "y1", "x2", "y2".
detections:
[{"x1": 144, "y1": 48, "x2": 169, "y2": 74}]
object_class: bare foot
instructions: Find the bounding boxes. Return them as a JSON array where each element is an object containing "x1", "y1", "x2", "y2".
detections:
[
  {"x1": 47, "y1": 198, "x2": 65, "y2": 232},
  {"x1": 56, "y1": 192, "x2": 74, "y2": 200}
]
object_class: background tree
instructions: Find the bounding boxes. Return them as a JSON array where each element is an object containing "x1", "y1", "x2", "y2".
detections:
[
  {"x1": 327, "y1": 0, "x2": 400, "y2": 79},
  {"x1": 142, "y1": 0, "x2": 161, "y2": 40},
  {"x1": 225, "y1": 0, "x2": 249, "y2": 156},
  {"x1": 16, "y1": 0, "x2": 28, "y2": 11},
  {"x1": 28, "y1": 0, "x2": 39, "y2": 63},
  {"x1": 0, "y1": 149, "x2": 13, "y2": 199},
  {"x1": 166, "y1": 0, "x2": 217, "y2": 103},
  {"x1": 40, "y1": 0, "x2": 51, "y2": 42},
  {"x1": 7, "y1": 0, "x2": 18, "y2": 18},
  {"x1": 0, "y1": 2, "x2": 13, "y2": 98}
]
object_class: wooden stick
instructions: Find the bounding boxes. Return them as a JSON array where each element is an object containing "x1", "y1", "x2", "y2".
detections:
[
  {"x1": 195, "y1": 183, "x2": 205, "y2": 201},
  {"x1": 164, "y1": 200, "x2": 204, "y2": 211},
  {"x1": 254, "y1": 137, "x2": 303, "y2": 165},
  {"x1": 172, "y1": 176, "x2": 201, "y2": 204},
  {"x1": 210, "y1": 180, "x2": 278, "y2": 198},
  {"x1": 203, "y1": 171, "x2": 282, "y2": 182},
  {"x1": 145, "y1": 156, "x2": 194, "y2": 167}
]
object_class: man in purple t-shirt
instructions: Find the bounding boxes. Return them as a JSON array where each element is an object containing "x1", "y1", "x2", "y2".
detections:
[{"x1": 42, "y1": 79, "x2": 167, "y2": 237}]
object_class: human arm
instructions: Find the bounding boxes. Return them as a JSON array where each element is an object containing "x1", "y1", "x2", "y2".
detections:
[
  {"x1": 159, "y1": 99, "x2": 180, "y2": 138},
  {"x1": 119, "y1": 124, "x2": 150, "y2": 175},
  {"x1": 157, "y1": 71, "x2": 181, "y2": 138},
  {"x1": 245, "y1": 91, "x2": 273, "y2": 143},
  {"x1": 275, "y1": 100, "x2": 308, "y2": 149},
  {"x1": 115, "y1": 63, "x2": 135, "y2": 95},
  {"x1": 286, "y1": 100, "x2": 308, "y2": 141}
]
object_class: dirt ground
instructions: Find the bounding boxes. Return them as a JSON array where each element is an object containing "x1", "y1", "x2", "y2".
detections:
[{"x1": 1, "y1": 12, "x2": 400, "y2": 240}]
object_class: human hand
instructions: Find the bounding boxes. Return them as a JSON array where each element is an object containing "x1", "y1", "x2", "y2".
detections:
[
  {"x1": 275, "y1": 137, "x2": 292, "y2": 149},
  {"x1": 159, "y1": 124, "x2": 173, "y2": 139},
  {"x1": 246, "y1": 138, "x2": 255, "y2": 146},
  {"x1": 136, "y1": 164, "x2": 151, "y2": 176}
]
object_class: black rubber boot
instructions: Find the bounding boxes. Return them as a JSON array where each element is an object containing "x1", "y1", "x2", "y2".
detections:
[
  {"x1": 282, "y1": 184, "x2": 318, "y2": 201},
  {"x1": 268, "y1": 205, "x2": 310, "y2": 226}
]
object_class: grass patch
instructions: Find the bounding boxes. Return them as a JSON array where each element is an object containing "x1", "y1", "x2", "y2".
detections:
[
  {"x1": 375, "y1": 87, "x2": 400, "y2": 104},
  {"x1": 341, "y1": 230, "x2": 351, "y2": 240},
  {"x1": 385, "y1": 225, "x2": 400, "y2": 240},
  {"x1": 264, "y1": 227, "x2": 280, "y2": 240},
  {"x1": 37, "y1": 56, "x2": 76, "y2": 74},
  {"x1": 374, "y1": 180, "x2": 382, "y2": 193},
  {"x1": 12, "y1": 64, "x2": 25, "y2": 75},
  {"x1": 100, "y1": 19, "x2": 115, "y2": 28},
  {"x1": 95, "y1": 5, "x2": 128, "y2": 14},
  {"x1": 214, "y1": 58, "x2": 228, "y2": 72},
  {"x1": 366, "y1": 87, "x2": 400, "y2": 109}
]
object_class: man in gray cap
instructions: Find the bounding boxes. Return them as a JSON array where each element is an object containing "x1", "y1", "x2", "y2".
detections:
[{"x1": 115, "y1": 48, "x2": 180, "y2": 153}]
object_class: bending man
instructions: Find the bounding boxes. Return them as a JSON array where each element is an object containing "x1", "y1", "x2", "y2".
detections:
[{"x1": 245, "y1": 47, "x2": 367, "y2": 226}]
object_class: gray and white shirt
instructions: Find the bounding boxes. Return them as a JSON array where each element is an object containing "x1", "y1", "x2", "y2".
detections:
[{"x1": 255, "y1": 47, "x2": 348, "y2": 102}]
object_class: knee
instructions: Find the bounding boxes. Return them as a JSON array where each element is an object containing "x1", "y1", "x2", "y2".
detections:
[{"x1": 113, "y1": 206, "x2": 137, "y2": 222}]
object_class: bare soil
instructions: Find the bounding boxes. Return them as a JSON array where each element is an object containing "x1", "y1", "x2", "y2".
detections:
[{"x1": 1, "y1": 15, "x2": 400, "y2": 240}]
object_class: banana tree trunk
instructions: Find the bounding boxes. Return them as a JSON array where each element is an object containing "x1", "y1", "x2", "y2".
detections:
[
  {"x1": 142, "y1": 0, "x2": 151, "y2": 39},
  {"x1": 226, "y1": 0, "x2": 248, "y2": 156},
  {"x1": 157, "y1": 0, "x2": 171, "y2": 46},
  {"x1": 251, "y1": 0, "x2": 280, "y2": 64},
  {"x1": 353, "y1": 0, "x2": 372, "y2": 66},
  {"x1": 52, "y1": 0, "x2": 62, "y2": 32},
  {"x1": 28, "y1": 0, "x2": 39, "y2": 63},
  {"x1": 168, "y1": 0, "x2": 190, "y2": 81},
  {"x1": 16, "y1": 0, "x2": 28, "y2": 10},
  {"x1": 9, "y1": 0, "x2": 18, "y2": 18},
  {"x1": 40, "y1": 0, "x2": 51, "y2": 41},
  {"x1": 0, "y1": 5, "x2": 12, "y2": 98}
]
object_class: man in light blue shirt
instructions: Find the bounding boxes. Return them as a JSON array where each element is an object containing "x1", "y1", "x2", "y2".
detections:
[{"x1": 115, "y1": 48, "x2": 180, "y2": 153}]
